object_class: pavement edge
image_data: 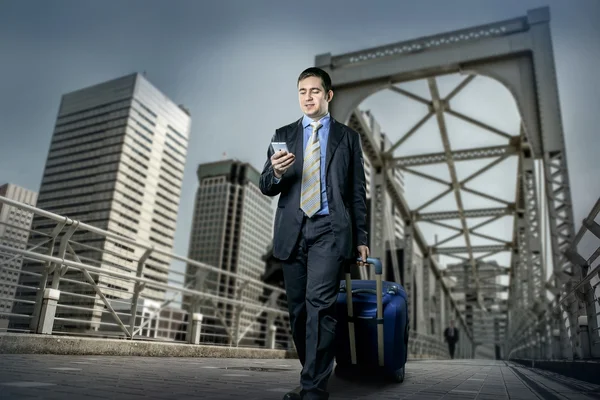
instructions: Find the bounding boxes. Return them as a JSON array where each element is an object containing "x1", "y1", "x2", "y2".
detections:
[{"x1": 0, "y1": 333, "x2": 299, "y2": 359}]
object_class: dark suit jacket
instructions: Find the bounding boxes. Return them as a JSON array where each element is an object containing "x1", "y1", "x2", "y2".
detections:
[
  {"x1": 259, "y1": 117, "x2": 368, "y2": 261},
  {"x1": 444, "y1": 327, "x2": 459, "y2": 344}
]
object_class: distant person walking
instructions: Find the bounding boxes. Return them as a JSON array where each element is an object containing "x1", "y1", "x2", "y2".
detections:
[{"x1": 443, "y1": 320, "x2": 459, "y2": 359}]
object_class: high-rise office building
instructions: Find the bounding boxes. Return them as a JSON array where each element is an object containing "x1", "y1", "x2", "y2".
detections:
[
  {"x1": 0, "y1": 184, "x2": 38, "y2": 331},
  {"x1": 185, "y1": 159, "x2": 274, "y2": 344},
  {"x1": 12, "y1": 73, "x2": 191, "y2": 332}
]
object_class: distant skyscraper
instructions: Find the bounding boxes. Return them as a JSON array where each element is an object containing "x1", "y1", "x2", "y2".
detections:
[
  {"x1": 185, "y1": 159, "x2": 274, "y2": 344},
  {"x1": 12, "y1": 73, "x2": 191, "y2": 332},
  {"x1": 0, "y1": 184, "x2": 37, "y2": 331}
]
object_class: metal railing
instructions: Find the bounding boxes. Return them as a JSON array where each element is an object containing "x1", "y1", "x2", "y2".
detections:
[
  {"x1": 0, "y1": 196, "x2": 457, "y2": 358},
  {"x1": 0, "y1": 195, "x2": 290, "y2": 349},
  {"x1": 506, "y1": 195, "x2": 600, "y2": 360}
]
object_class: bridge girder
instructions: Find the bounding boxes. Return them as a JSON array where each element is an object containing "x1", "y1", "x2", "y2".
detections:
[{"x1": 317, "y1": 6, "x2": 578, "y2": 355}]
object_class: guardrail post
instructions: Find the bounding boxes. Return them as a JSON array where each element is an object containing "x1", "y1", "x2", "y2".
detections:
[
  {"x1": 30, "y1": 220, "x2": 67, "y2": 332},
  {"x1": 129, "y1": 247, "x2": 152, "y2": 339},
  {"x1": 188, "y1": 313, "x2": 203, "y2": 345},
  {"x1": 232, "y1": 279, "x2": 249, "y2": 347},
  {"x1": 30, "y1": 265, "x2": 51, "y2": 333},
  {"x1": 37, "y1": 288, "x2": 60, "y2": 334},
  {"x1": 267, "y1": 324, "x2": 277, "y2": 350},
  {"x1": 265, "y1": 309, "x2": 277, "y2": 349}
]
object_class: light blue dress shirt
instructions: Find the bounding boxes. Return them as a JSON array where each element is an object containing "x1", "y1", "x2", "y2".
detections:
[{"x1": 273, "y1": 113, "x2": 331, "y2": 216}]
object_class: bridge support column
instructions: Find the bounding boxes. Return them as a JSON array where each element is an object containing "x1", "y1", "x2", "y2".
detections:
[
  {"x1": 543, "y1": 318, "x2": 552, "y2": 359},
  {"x1": 369, "y1": 166, "x2": 387, "y2": 280},
  {"x1": 578, "y1": 316, "x2": 590, "y2": 359},
  {"x1": 551, "y1": 327, "x2": 561, "y2": 359},
  {"x1": 423, "y1": 256, "x2": 431, "y2": 335},
  {"x1": 403, "y1": 221, "x2": 414, "y2": 330},
  {"x1": 37, "y1": 288, "x2": 60, "y2": 335},
  {"x1": 536, "y1": 325, "x2": 544, "y2": 360}
]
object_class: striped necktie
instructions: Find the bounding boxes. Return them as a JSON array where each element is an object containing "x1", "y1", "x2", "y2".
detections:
[{"x1": 301, "y1": 122, "x2": 322, "y2": 217}]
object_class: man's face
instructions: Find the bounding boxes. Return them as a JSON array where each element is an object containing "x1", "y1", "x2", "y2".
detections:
[{"x1": 298, "y1": 76, "x2": 333, "y2": 119}]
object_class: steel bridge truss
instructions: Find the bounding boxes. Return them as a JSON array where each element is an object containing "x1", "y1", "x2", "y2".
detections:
[{"x1": 315, "y1": 7, "x2": 589, "y2": 359}]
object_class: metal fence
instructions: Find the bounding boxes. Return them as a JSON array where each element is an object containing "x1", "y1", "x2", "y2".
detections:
[
  {"x1": 0, "y1": 195, "x2": 455, "y2": 359},
  {"x1": 506, "y1": 195, "x2": 600, "y2": 360}
]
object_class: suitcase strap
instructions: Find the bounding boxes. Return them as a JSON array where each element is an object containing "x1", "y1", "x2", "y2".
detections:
[{"x1": 339, "y1": 287, "x2": 398, "y2": 295}]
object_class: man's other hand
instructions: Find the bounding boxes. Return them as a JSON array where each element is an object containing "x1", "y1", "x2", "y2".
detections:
[
  {"x1": 271, "y1": 150, "x2": 295, "y2": 178},
  {"x1": 357, "y1": 245, "x2": 369, "y2": 266}
]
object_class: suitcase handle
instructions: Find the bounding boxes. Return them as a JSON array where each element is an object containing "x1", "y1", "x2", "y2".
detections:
[
  {"x1": 355, "y1": 257, "x2": 382, "y2": 275},
  {"x1": 346, "y1": 257, "x2": 385, "y2": 367}
]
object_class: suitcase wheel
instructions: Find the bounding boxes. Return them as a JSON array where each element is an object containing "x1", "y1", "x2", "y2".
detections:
[{"x1": 392, "y1": 367, "x2": 405, "y2": 383}]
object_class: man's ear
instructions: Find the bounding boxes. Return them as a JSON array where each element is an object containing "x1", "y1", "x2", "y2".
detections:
[{"x1": 327, "y1": 90, "x2": 334, "y2": 102}]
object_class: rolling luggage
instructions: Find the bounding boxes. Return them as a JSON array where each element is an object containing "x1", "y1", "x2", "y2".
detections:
[{"x1": 334, "y1": 257, "x2": 409, "y2": 383}]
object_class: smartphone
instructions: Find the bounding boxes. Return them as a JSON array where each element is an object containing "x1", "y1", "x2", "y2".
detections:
[{"x1": 271, "y1": 142, "x2": 289, "y2": 153}]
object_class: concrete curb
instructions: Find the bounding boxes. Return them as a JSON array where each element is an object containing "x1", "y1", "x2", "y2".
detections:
[{"x1": 0, "y1": 333, "x2": 298, "y2": 359}]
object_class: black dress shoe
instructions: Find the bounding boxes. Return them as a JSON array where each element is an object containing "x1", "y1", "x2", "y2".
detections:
[{"x1": 282, "y1": 386, "x2": 302, "y2": 400}]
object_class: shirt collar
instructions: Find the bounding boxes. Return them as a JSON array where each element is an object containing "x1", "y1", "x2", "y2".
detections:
[{"x1": 302, "y1": 113, "x2": 331, "y2": 130}]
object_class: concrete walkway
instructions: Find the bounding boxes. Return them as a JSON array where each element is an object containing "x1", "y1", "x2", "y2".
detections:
[{"x1": 1, "y1": 355, "x2": 599, "y2": 399}]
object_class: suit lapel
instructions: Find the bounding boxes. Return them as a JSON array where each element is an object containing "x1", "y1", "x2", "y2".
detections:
[
  {"x1": 290, "y1": 118, "x2": 303, "y2": 178},
  {"x1": 325, "y1": 118, "x2": 344, "y2": 177}
]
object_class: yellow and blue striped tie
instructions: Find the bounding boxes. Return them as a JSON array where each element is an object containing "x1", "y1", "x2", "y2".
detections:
[{"x1": 301, "y1": 122, "x2": 322, "y2": 217}]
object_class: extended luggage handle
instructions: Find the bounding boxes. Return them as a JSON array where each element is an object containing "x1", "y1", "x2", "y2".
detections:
[
  {"x1": 355, "y1": 257, "x2": 383, "y2": 275},
  {"x1": 345, "y1": 257, "x2": 385, "y2": 367}
]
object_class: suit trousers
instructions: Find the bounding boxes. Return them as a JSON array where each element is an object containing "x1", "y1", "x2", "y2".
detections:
[
  {"x1": 282, "y1": 213, "x2": 345, "y2": 400},
  {"x1": 448, "y1": 342, "x2": 456, "y2": 359}
]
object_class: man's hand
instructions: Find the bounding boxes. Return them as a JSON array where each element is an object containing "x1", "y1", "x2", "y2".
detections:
[
  {"x1": 357, "y1": 245, "x2": 369, "y2": 266},
  {"x1": 271, "y1": 150, "x2": 295, "y2": 178}
]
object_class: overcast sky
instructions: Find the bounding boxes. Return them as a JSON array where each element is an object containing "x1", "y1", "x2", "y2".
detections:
[{"x1": 0, "y1": 0, "x2": 598, "y2": 274}]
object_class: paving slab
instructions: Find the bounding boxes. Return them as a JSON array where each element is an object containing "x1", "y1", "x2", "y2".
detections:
[{"x1": 1, "y1": 356, "x2": 599, "y2": 399}]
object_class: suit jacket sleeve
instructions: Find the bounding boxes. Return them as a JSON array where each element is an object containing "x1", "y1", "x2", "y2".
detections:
[
  {"x1": 351, "y1": 131, "x2": 368, "y2": 247},
  {"x1": 259, "y1": 132, "x2": 285, "y2": 197}
]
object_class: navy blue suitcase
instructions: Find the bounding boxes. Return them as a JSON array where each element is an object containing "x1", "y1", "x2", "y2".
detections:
[{"x1": 334, "y1": 257, "x2": 409, "y2": 382}]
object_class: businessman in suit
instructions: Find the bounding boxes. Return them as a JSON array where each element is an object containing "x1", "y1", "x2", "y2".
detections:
[{"x1": 259, "y1": 67, "x2": 369, "y2": 400}]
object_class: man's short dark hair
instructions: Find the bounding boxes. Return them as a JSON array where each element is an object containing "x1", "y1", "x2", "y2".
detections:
[{"x1": 298, "y1": 67, "x2": 332, "y2": 93}]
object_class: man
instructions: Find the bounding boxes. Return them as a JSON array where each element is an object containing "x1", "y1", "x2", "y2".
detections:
[
  {"x1": 443, "y1": 319, "x2": 459, "y2": 359},
  {"x1": 259, "y1": 67, "x2": 369, "y2": 400}
]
